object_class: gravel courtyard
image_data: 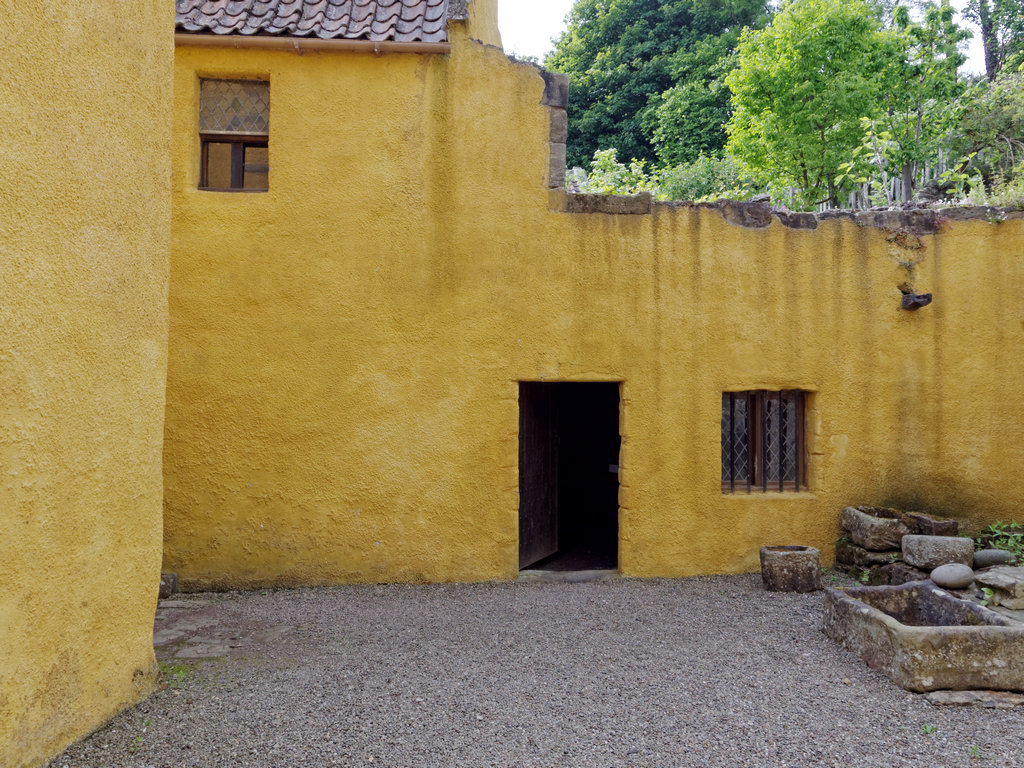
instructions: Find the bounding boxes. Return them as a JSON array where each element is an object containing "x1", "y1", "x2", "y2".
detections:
[{"x1": 56, "y1": 574, "x2": 1024, "y2": 767}]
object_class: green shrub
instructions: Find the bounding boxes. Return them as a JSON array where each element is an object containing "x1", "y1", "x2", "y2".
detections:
[
  {"x1": 574, "y1": 149, "x2": 761, "y2": 202},
  {"x1": 658, "y1": 154, "x2": 758, "y2": 202},
  {"x1": 974, "y1": 520, "x2": 1024, "y2": 559}
]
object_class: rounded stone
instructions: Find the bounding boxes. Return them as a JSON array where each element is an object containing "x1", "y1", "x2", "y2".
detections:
[
  {"x1": 930, "y1": 563, "x2": 975, "y2": 590},
  {"x1": 974, "y1": 549, "x2": 1018, "y2": 569}
]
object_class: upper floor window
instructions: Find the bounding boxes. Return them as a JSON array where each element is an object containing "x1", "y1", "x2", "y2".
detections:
[
  {"x1": 199, "y1": 79, "x2": 269, "y2": 192},
  {"x1": 722, "y1": 390, "x2": 807, "y2": 493}
]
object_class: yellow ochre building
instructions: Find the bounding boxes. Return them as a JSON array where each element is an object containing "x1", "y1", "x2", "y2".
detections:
[{"x1": 3, "y1": 0, "x2": 1024, "y2": 764}]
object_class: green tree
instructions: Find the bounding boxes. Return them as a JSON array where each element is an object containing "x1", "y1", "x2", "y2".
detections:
[
  {"x1": 965, "y1": 0, "x2": 1024, "y2": 79},
  {"x1": 546, "y1": 0, "x2": 770, "y2": 169},
  {"x1": 954, "y1": 70, "x2": 1024, "y2": 183},
  {"x1": 874, "y1": 1, "x2": 968, "y2": 201},
  {"x1": 725, "y1": 0, "x2": 890, "y2": 207},
  {"x1": 646, "y1": 34, "x2": 747, "y2": 165}
]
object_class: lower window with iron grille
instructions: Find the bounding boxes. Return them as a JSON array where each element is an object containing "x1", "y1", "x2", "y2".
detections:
[{"x1": 722, "y1": 390, "x2": 807, "y2": 493}]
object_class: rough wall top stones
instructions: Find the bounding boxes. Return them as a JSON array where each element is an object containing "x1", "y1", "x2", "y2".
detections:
[
  {"x1": 176, "y1": 0, "x2": 449, "y2": 42},
  {"x1": 564, "y1": 194, "x2": 1024, "y2": 231}
]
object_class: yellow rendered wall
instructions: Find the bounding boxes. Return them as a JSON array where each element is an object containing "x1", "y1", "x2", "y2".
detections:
[
  {"x1": 465, "y1": 0, "x2": 502, "y2": 47},
  {"x1": 166, "y1": 28, "x2": 1024, "y2": 589},
  {"x1": 0, "y1": 2, "x2": 172, "y2": 765}
]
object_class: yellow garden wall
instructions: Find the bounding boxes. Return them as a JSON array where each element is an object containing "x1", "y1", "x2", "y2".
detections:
[
  {"x1": 0, "y1": 2, "x2": 172, "y2": 765},
  {"x1": 166, "y1": 21, "x2": 1024, "y2": 589}
]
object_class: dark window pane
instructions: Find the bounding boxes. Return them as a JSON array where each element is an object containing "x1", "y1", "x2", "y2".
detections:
[
  {"x1": 205, "y1": 142, "x2": 233, "y2": 189},
  {"x1": 243, "y1": 144, "x2": 269, "y2": 190},
  {"x1": 764, "y1": 394, "x2": 781, "y2": 484},
  {"x1": 721, "y1": 395, "x2": 730, "y2": 485},
  {"x1": 731, "y1": 396, "x2": 749, "y2": 485},
  {"x1": 722, "y1": 393, "x2": 750, "y2": 488}
]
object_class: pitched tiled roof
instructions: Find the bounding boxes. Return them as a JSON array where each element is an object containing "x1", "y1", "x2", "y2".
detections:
[{"x1": 175, "y1": 0, "x2": 449, "y2": 43}]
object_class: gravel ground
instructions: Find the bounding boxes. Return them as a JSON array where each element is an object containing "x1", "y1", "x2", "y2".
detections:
[{"x1": 55, "y1": 574, "x2": 1024, "y2": 768}]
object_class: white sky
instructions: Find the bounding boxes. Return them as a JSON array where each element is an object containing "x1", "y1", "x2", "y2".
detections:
[
  {"x1": 498, "y1": 0, "x2": 576, "y2": 61},
  {"x1": 497, "y1": 0, "x2": 987, "y2": 74}
]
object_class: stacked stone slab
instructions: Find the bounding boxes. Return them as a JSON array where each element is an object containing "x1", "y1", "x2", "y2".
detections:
[
  {"x1": 835, "y1": 506, "x2": 960, "y2": 586},
  {"x1": 835, "y1": 506, "x2": 1024, "y2": 604},
  {"x1": 902, "y1": 534, "x2": 974, "y2": 568},
  {"x1": 976, "y1": 567, "x2": 1024, "y2": 609}
]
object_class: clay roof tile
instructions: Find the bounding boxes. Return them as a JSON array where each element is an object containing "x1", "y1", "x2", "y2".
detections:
[{"x1": 175, "y1": 0, "x2": 449, "y2": 42}]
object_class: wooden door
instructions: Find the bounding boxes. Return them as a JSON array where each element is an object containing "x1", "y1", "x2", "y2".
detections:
[{"x1": 519, "y1": 383, "x2": 558, "y2": 568}]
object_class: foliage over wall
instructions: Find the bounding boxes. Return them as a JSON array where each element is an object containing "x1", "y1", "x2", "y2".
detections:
[
  {"x1": 545, "y1": 0, "x2": 770, "y2": 168},
  {"x1": 560, "y1": 0, "x2": 1024, "y2": 210}
]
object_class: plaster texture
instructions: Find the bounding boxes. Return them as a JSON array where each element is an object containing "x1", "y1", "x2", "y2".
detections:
[
  {"x1": 166, "y1": 16, "x2": 1024, "y2": 589},
  {"x1": 823, "y1": 582, "x2": 1024, "y2": 692},
  {"x1": 0, "y1": 1, "x2": 173, "y2": 765}
]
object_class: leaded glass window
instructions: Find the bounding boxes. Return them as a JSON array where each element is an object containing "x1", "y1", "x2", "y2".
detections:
[
  {"x1": 722, "y1": 391, "x2": 806, "y2": 492},
  {"x1": 199, "y1": 79, "x2": 269, "y2": 191}
]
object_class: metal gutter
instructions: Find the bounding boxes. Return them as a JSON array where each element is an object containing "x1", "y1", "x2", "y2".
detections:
[{"x1": 174, "y1": 33, "x2": 451, "y2": 55}]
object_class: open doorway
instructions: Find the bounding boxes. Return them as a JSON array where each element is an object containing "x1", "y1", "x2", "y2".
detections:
[{"x1": 518, "y1": 382, "x2": 621, "y2": 572}]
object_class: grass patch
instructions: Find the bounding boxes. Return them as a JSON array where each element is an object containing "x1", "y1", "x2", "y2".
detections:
[{"x1": 158, "y1": 661, "x2": 194, "y2": 689}]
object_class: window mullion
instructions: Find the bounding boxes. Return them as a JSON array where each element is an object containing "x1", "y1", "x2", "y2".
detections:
[
  {"x1": 749, "y1": 392, "x2": 758, "y2": 493},
  {"x1": 778, "y1": 390, "x2": 784, "y2": 493},
  {"x1": 230, "y1": 142, "x2": 245, "y2": 189},
  {"x1": 796, "y1": 392, "x2": 804, "y2": 491}
]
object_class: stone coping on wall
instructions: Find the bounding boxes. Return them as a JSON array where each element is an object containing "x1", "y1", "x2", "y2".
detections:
[{"x1": 556, "y1": 192, "x2": 1024, "y2": 232}]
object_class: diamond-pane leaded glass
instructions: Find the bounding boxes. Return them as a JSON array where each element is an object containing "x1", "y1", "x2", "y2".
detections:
[
  {"x1": 722, "y1": 390, "x2": 804, "y2": 492},
  {"x1": 763, "y1": 392, "x2": 799, "y2": 486},
  {"x1": 722, "y1": 394, "x2": 750, "y2": 487},
  {"x1": 782, "y1": 395, "x2": 798, "y2": 483},
  {"x1": 200, "y1": 79, "x2": 269, "y2": 134}
]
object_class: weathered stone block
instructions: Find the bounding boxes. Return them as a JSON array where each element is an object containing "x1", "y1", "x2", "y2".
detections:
[
  {"x1": 841, "y1": 506, "x2": 912, "y2": 551},
  {"x1": 926, "y1": 690, "x2": 1024, "y2": 708},
  {"x1": 835, "y1": 539, "x2": 901, "y2": 567},
  {"x1": 759, "y1": 546, "x2": 821, "y2": 592},
  {"x1": 718, "y1": 200, "x2": 772, "y2": 229},
  {"x1": 975, "y1": 549, "x2": 1017, "y2": 569},
  {"x1": 906, "y1": 511, "x2": 959, "y2": 537},
  {"x1": 930, "y1": 563, "x2": 975, "y2": 589},
  {"x1": 823, "y1": 582, "x2": 1024, "y2": 692},
  {"x1": 868, "y1": 562, "x2": 928, "y2": 586},
  {"x1": 902, "y1": 534, "x2": 975, "y2": 569},
  {"x1": 159, "y1": 572, "x2": 178, "y2": 599},
  {"x1": 975, "y1": 567, "x2": 1024, "y2": 610},
  {"x1": 548, "y1": 143, "x2": 566, "y2": 189},
  {"x1": 549, "y1": 108, "x2": 568, "y2": 144},
  {"x1": 776, "y1": 211, "x2": 818, "y2": 230},
  {"x1": 540, "y1": 71, "x2": 569, "y2": 108},
  {"x1": 566, "y1": 192, "x2": 653, "y2": 215}
]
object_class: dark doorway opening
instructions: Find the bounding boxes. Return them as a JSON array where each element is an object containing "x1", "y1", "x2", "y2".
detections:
[{"x1": 518, "y1": 382, "x2": 620, "y2": 572}]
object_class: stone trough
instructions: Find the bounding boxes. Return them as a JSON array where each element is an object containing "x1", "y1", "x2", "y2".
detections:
[{"x1": 823, "y1": 581, "x2": 1024, "y2": 692}]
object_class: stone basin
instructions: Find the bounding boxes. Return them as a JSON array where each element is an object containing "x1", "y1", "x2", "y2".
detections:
[{"x1": 823, "y1": 581, "x2": 1024, "y2": 692}]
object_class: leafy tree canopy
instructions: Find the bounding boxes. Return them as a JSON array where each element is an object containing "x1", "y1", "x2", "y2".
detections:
[
  {"x1": 964, "y1": 0, "x2": 1024, "y2": 79},
  {"x1": 725, "y1": 0, "x2": 890, "y2": 207},
  {"x1": 725, "y1": 0, "x2": 968, "y2": 208},
  {"x1": 546, "y1": 0, "x2": 770, "y2": 168},
  {"x1": 865, "y1": 1, "x2": 968, "y2": 202}
]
